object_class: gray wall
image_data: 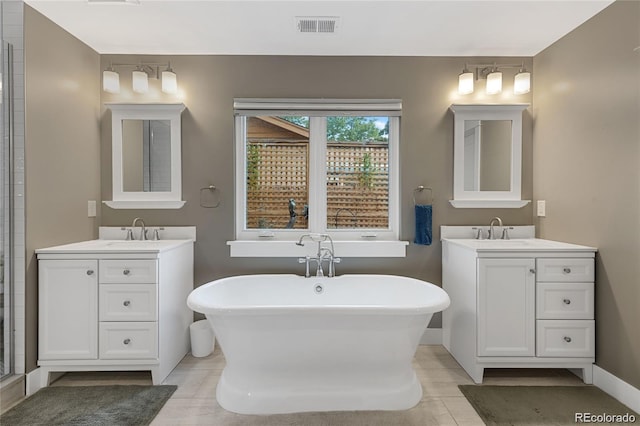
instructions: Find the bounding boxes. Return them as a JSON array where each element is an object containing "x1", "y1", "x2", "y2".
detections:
[
  {"x1": 24, "y1": 6, "x2": 101, "y2": 372},
  {"x1": 533, "y1": 0, "x2": 640, "y2": 388},
  {"x1": 23, "y1": 2, "x2": 639, "y2": 390},
  {"x1": 99, "y1": 55, "x2": 534, "y2": 295}
]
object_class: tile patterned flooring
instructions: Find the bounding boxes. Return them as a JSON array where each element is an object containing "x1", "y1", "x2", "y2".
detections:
[{"x1": 48, "y1": 345, "x2": 586, "y2": 425}]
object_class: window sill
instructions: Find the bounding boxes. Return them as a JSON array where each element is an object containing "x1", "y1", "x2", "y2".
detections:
[
  {"x1": 103, "y1": 200, "x2": 186, "y2": 209},
  {"x1": 448, "y1": 199, "x2": 531, "y2": 208},
  {"x1": 227, "y1": 240, "x2": 409, "y2": 258}
]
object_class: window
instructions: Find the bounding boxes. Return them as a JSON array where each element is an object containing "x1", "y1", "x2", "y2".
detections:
[{"x1": 231, "y1": 99, "x2": 405, "y2": 256}]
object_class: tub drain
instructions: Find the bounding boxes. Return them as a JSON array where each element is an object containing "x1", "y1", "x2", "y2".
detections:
[{"x1": 314, "y1": 284, "x2": 324, "y2": 294}]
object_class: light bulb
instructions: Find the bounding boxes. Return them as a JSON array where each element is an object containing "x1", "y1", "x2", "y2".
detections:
[
  {"x1": 162, "y1": 69, "x2": 177, "y2": 95},
  {"x1": 132, "y1": 69, "x2": 148, "y2": 93},
  {"x1": 102, "y1": 69, "x2": 120, "y2": 93},
  {"x1": 458, "y1": 70, "x2": 474, "y2": 95},
  {"x1": 486, "y1": 70, "x2": 502, "y2": 95},
  {"x1": 514, "y1": 70, "x2": 531, "y2": 95}
]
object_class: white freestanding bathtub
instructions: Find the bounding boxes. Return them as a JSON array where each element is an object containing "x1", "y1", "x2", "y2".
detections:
[{"x1": 187, "y1": 274, "x2": 450, "y2": 415}]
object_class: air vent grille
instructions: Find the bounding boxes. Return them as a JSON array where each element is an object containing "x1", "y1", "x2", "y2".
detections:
[{"x1": 296, "y1": 17, "x2": 339, "y2": 34}]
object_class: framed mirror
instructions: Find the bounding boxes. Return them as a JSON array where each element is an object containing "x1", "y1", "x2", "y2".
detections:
[
  {"x1": 104, "y1": 103, "x2": 185, "y2": 209},
  {"x1": 449, "y1": 104, "x2": 530, "y2": 208}
]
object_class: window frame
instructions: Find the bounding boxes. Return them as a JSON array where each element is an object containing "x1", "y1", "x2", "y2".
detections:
[{"x1": 231, "y1": 99, "x2": 406, "y2": 256}]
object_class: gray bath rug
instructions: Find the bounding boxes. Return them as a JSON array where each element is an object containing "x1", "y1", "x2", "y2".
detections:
[
  {"x1": 459, "y1": 385, "x2": 638, "y2": 425},
  {"x1": 0, "y1": 385, "x2": 176, "y2": 425}
]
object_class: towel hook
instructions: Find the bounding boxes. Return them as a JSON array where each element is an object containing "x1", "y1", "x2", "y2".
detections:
[
  {"x1": 199, "y1": 185, "x2": 221, "y2": 208},
  {"x1": 413, "y1": 185, "x2": 433, "y2": 205}
]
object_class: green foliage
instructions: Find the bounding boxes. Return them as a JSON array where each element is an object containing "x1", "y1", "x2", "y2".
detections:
[
  {"x1": 280, "y1": 116, "x2": 388, "y2": 142},
  {"x1": 327, "y1": 117, "x2": 388, "y2": 142},
  {"x1": 357, "y1": 152, "x2": 375, "y2": 190},
  {"x1": 279, "y1": 116, "x2": 310, "y2": 128},
  {"x1": 247, "y1": 144, "x2": 261, "y2": 191}
]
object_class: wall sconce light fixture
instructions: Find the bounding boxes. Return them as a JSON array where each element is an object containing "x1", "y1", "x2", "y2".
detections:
[
  {"x1": 161, "y1": 62, "x2": 178, "y2": 95},
  {"x1": 102, "y1": 65, "x2": 120, "y2": 94},
  {"x1": 132, "y1": 66, "x2": 149, "y2": 93},
  {"x1": 513, "y1": 67, "x2": 531, "y2": 95},
  {"x1": 458, "y1": 65, "x2": 474, "y2": 95},
  {"x1": 485, "y1": 67, "x2": 503, "y2": 94},
  {"x1": 102, "y1": 61, "x2": 178, "y2": 95},
  {"x1": 457, "y1": 62, "x2": 531, "y2": 95}
]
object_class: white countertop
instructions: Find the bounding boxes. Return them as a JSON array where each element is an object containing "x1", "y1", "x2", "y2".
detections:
[
  {"x1": 35, "y1": 239, "x2": 193, "y2": 254},
  {"x1": 443, "y1": 238, "x2": 597, "y2": 253}
]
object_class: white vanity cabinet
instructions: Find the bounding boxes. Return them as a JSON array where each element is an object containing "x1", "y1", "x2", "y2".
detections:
[
  {"x1": 441, "y1": 228, "x2": 596, "y2": 384},
  {"x1": 36, "y1": 238, "x2": 194, "y2": 389},
  {"x1": 38, "y1": 260, "x2": 99, "y2": 360},
  {"x1": 477, "y1": 258, "x2": 536, "y2": 357}
]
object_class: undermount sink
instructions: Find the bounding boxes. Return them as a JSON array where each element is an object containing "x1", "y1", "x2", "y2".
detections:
[
  {"x1": 476, "y1": 239, "x2": 531, "y2": 245},
  {"x1": 106, "y1": 241, "x2": 166, "y2": 249}
]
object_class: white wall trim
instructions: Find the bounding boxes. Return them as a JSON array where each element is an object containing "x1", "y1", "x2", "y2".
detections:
[
  {"x1": 593, "y1": 365, "x2": 640, "y2": 414},
  {"x1": 26, "y1": 368, "x2": 65, "y2": 395},
  {"x1": 25, "y1": 368, "x2": 42, "y2": 395},
  {"x1": 419, "y1": 328, "x2": 442, "y2": 345},
  {"x1": 228, "y1": 240, "x2": 408, "y2": 258}
]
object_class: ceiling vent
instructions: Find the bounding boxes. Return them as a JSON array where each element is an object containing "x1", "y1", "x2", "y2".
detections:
[{"x1": 296, "y1": 17, "x2": 339, "y2": 34}]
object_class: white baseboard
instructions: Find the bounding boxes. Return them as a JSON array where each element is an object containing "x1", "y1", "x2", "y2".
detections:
[
  {"x1": 593, "y1": 365, "x2": 640, "y2": 414},
  {"x1": 26, "y1": 368, "x2": 42, "y2": 396},
  {"x1": 420, "y1": 328, "x2": 443, "y2": 345}
]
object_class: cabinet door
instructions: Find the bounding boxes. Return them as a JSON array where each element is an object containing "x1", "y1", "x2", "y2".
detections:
[
  {"x1": 478, "y1": 258, "x2": 535, "y2": 356},
  {"x1": 39, "y1": 259, "x2": 98, "y2": 360}
]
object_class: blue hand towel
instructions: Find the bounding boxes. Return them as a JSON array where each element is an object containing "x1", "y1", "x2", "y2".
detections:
[{"x1": 414, "y1": 204, "x2": 433, "y2": 246}]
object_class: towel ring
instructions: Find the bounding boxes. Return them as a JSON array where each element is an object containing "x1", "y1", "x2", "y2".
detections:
[
  {"x1": 413, "y1": 186, "x2": 433, "y2": 205},
  {"x1": 199, "y1": 185, "x2": 221, "y2": 208}
]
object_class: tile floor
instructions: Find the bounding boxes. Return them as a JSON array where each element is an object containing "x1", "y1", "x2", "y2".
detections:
[{"x1": 47, "y1": 345, "x2": 586, "y2": 425}]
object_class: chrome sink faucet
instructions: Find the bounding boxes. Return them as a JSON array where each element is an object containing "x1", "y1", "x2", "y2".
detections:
[
  {"x1": 488, "y1": 217, "x2": 503, "y2": 240},
  {"x1": 296, "y1": 234, "x2": 341, "y2": 277},
  {"x1": 131, "y1": 217, "x2": 148, "y2": 241}
]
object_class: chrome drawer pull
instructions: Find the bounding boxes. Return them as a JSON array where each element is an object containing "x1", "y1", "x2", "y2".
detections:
[
  {"x1": 563, "y1": 299, "x2": 571, "y2": 305},
  {"x1": 123, "y1": 269, "x2": 131, "y2": 276},
  {"x1": 86, "y1": 270, "x2": 94, "y2": 276},
  {"x1": 123, "y1": 338, "x2": 131, "y2": 345},
  {"x1": 529, "y1": 269, "x2": 536, "y2": 274},
  {"x1": 563, "y1": 336, "x2": 572, "y2": 343},
  {"x1": 563, "y1": 267, "x2": 572, "y2": 274},
  {"x1": 123, "y1": 300, "x2": 131, "y2": 307}
]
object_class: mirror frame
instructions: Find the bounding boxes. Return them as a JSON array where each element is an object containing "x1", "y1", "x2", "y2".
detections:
[
  {"x1": 104, "y1": 103, "x2": 186, "y2": 209},
  {"x1": 449, "y1": 104, "x2": 530, "y2": 208}
]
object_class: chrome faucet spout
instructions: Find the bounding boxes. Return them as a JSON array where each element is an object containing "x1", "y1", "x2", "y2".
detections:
[
  {"x1": 295, "y1": 234, "x2": 339, "y2": 277},
  {"x1": 132, "y1": 217, "x2": 147, "y2": 241},
  {"x1": 488, "y1": 217, "x2": 503, "y2": 240}
]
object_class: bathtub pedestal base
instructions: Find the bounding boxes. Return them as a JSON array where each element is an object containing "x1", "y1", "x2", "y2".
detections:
[{"x1": 216, "y1": 369, "x2": 423, "y2": 415}]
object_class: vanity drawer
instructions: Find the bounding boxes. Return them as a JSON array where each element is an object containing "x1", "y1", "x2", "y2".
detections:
[
  {"x1": 99, "y1": 322, "x2": 158, "y2": 359},
  {"x1": 99, "y1": 260, "x2": 157, "y2": 284},
  {"x1": 99, "y1": 284, "x2": 157, "y2": 322},
  {"x1": 536, "y1": 282, "x2": 594, "y2": 320},
  {"x1": 536, "y1": 259, "x2": 594, "y2": 282},
  {"x1": 536, "y1": 320, "x2": 594, "y2": 358}
]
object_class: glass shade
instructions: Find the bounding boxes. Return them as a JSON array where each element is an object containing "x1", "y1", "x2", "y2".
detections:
[
  {"x1": 458, "y1": 71, "x2": 474, "y2": 95},
  {"x1": 486, "y1": 71, "x2": 502, "y2": 95},
  {"x1": 132, "y1": 70, "x2": 148, "y2": 93},
  {"x1": 103, "y1": 70, "x2": 120, "y2": 94},
  {"x1": 514, "y1": 71, "x2": 531, "y2": 95},
  {"x1": 162, "y1": 70, "x2": 178, "y2": 94}
]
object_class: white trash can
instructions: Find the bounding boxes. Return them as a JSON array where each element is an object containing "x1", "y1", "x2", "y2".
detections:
[{"x1": 189, "y1": 319, "x2": 215, "y2": 357}]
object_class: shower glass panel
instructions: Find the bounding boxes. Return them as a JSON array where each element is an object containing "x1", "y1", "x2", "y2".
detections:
[{"x1": 1, "y1": 40, "x2": 12, "y2": 380}]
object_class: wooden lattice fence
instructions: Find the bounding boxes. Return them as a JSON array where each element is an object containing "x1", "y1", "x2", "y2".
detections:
[{"x1": 246, "y1": 142, "x2": 389, "y2": 229}]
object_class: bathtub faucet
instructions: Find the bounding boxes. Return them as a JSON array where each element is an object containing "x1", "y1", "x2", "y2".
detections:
[{"x1": 296, "y1": 234, "x2": 341, "y2": 278}]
